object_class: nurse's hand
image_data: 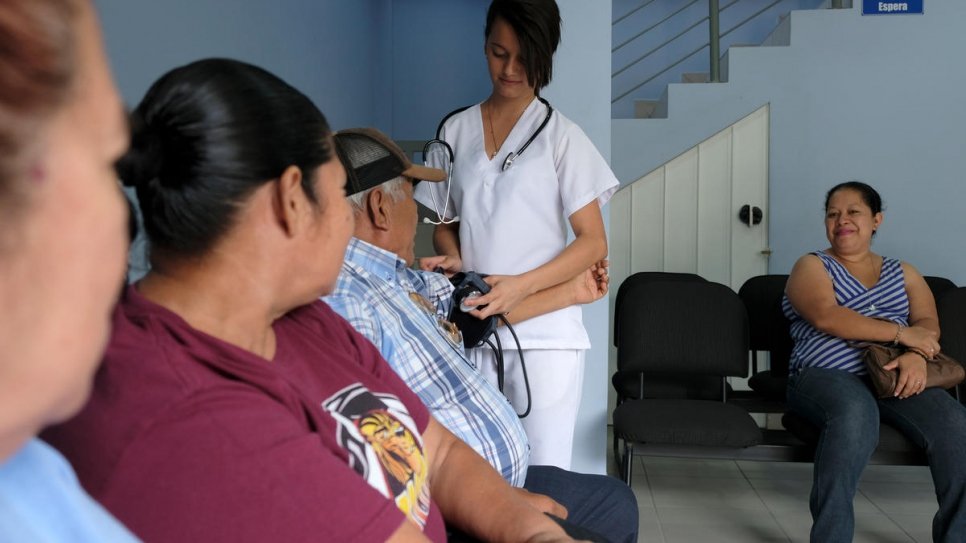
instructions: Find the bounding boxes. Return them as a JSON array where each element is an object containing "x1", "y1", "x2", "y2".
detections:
[
  {"x1": 419, "y1": 254, "x2": 462, "y2": 276},
  {"x1": 572, "y1": 259, "x2": 609, "y2": 304},
  {"x1": 467, "y1": 274, "x2": 534, "y2": 318}
]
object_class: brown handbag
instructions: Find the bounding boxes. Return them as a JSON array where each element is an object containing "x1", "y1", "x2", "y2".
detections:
[{"x1": 861, "y1": 343, "x2": 966, "y2": 399}]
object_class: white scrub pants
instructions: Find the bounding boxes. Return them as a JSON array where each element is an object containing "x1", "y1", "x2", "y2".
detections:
[{"x1": 470, "y1": 348, "x2": 585, "y2": 470}]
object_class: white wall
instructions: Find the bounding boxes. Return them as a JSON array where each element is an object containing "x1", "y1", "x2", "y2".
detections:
[
  {"x1": 613, "y1": 3, "x2": 966, "y2": 285},
  {"x1": 544, "y1": 0, "x2": 614, "y2": 475}
]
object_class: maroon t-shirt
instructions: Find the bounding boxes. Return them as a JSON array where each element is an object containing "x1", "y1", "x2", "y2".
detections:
[{"x1": 43, "y1": 285, "x2": 445, "y2": 542}]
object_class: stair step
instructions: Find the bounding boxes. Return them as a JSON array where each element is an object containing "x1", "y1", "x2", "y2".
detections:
[
  {"x1": 633, "y1": 100, "x2": 661, "y2": 119},
  {"x1": 682, "y1": 72, "x2": 710, "y2": 84}
]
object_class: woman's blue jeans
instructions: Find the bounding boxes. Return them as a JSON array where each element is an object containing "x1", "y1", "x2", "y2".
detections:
[{"x1": 787, "y1": 367, "x2": 966, "y2": 543}]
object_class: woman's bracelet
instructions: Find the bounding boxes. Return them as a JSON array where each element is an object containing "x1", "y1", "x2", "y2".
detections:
[
  {"x1": 891, "y1": 322, "x2": 904, "y2": 347},
  {"x1": 907, "y1": 349, "x2": 928, "y2": 362}
]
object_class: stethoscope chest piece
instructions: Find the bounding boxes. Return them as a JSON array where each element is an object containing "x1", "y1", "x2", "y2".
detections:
[{"x1": 499, "y1": 97, "x2": 553, "y2": 173}]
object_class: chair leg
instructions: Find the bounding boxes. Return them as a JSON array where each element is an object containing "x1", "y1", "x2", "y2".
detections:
[
  {"x1": 613, "y1": 430, "x2": 623, "y2": 470},
  {"x1": 622, "y1": 442, "x2": 634, "y2": 485}
]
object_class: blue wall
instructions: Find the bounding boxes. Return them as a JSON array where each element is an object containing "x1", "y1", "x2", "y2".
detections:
[
  {"x1": 389, "y1": 0, "x2": 491, "y2": 140},
  {"x1": 94, "y1": 0, "x2": 385, "y2": 130},
  {"x1": 543, "y1": 0, "x2": 614, "y2": 475}
]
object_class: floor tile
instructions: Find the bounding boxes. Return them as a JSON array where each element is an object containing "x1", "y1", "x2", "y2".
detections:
[
  {"x1": 772, "y1": 511, "x2": 914, "y2": 543},
  {"x1": 657, "y1": 508, "x2": 789, "y2": 542},
  {"x1": 635, "y1": 506, "x2": 665, "y2": 543},
  {"x1": 641, "y1": 456, "x2": 745, "y2": 479},
  {"x1": 749, "y1": 477, "x2": 880, "y2": 514},
  {"x1": 608, "y1": 428, "x2": 941, "y2": 543},
  {"x1": 853, "y1": 512, "x2": 916, "y2": 543},
  {"x1": 647, "y1": 475, "x2": 764, "y2": 509},
  {"x1": 887, "y1": 513, "x2": 933, "y2": 543},
  {"x1": 859, "y1": 464, "x2": 932, "y2": 484},
  {"x1": 747, "y1": 478, "x2": 811, "y2": 514},
  {"x1": 859, "y1": 481, "x2": 938, "y2": 516},
  {"x1": 737, "y1": 460, "x2": 814, "y2": 481}
]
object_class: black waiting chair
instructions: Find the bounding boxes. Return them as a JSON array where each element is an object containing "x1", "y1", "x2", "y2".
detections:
[
  {"x1": 611, "y1": 272, "x2": 716, "y2": 403},
  {"x1": 611, "y1": 272, "x2": 712, "y2": 466},
  {"x1": 925, "y1": 276, "x2": 957, "y2": 305},
  {"x1": 937, "y1": 286, "x2": 966, "y2": 402},
  {"x1": 734, "y1": 274, "x2": 792, "y2": 410},
  {"x1": 612, "y1": 280, "x2": 762, "y2": 483}
]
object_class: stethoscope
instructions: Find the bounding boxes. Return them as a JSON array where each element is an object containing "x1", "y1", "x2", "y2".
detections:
[
  {"x1": 497, "y1": 96, "x2": 554, "y2": 172},
  {"x1": 423, "y1": 97, "x2": 554, "y2": 225}
]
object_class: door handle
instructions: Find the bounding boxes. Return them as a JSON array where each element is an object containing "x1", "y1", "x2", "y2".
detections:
[{"x1": 738, "y1": 205, "x2": 763, "y2": 227}]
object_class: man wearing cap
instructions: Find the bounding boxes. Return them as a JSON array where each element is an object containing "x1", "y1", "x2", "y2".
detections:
[{"x1": 324, "y1": 128, "x2": 638, "y2": 543}]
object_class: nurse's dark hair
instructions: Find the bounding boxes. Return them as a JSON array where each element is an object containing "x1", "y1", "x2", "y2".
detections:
[
  {"x1": 485, "y1": 0, "x2": 561, "y2": 91},
  {"x1": 116, "y1": 58, "x2": 332, "y2": 260},
  {"x1": 824, "y1": 181, "x2": 883, "y2": 215},
  {"x1": 0, "y1": 0, "x2": 78, "y2": 201}
]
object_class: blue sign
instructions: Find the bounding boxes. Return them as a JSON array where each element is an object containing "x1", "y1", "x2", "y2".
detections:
[{"x1": 863, "y1": 0, "x2": 923, "y2": 15}]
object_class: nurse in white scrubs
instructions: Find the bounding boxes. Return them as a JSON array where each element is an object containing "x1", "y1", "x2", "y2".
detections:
[{"x1": 415, "y1": 0, "x2": 619, "y2": 470}]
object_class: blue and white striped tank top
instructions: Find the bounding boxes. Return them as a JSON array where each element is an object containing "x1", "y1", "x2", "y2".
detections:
[{"x1": 782, "y1": 251, "x2": 909, "y2": 375}]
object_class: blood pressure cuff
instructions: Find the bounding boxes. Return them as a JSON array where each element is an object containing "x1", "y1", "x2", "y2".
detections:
[{"x1": 448, "y1": 271, "x2": 498, "y2": 349}]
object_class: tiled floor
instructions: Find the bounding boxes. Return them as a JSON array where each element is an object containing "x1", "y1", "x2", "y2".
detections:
[{"x1": 605, "y1": 441, "x2": 938, "y2": 542}]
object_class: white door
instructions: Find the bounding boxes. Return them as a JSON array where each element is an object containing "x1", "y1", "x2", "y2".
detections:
[
  {"x1": 607, "y1": 105, "x2": 771, "y2": 408},
  {"x1": 609, "y1": 104, "x2": 770, "y2": 291}
]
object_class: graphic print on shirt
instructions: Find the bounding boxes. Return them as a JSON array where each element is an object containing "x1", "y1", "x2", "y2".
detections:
[{"x1": 323, "y1": 384, "x2": 431, "y2": 529}]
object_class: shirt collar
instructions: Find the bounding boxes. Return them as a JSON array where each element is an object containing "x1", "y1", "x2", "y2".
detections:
[{"x1": 344, "y1": 237, "x2": 409, "y2": 285}]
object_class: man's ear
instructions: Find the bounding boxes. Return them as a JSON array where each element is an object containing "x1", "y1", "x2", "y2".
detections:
[
  {"x1": 365, "y1": 187, "x2": 392, "y2": 232},
  {"x1": 273, "y1": 165, "x2": 307, "y2": 237}
]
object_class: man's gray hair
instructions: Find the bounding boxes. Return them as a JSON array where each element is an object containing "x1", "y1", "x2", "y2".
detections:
[{"x1": 347, "y1": 176, "x2": 409, "y2": 212}]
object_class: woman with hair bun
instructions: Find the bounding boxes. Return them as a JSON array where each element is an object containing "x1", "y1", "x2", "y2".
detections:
[
  {"x1": 0, "y1": 0, "x2": 137, "y2": 540},
  {"x1": 43, "y1": 58, "x2": 582, "y2": 542}
]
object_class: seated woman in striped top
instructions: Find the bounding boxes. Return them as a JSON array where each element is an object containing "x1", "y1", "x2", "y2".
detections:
[{"x1": 783, "y1": 181, "x2": 966, "y2": 543}]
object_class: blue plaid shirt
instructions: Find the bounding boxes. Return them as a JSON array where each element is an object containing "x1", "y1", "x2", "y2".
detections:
[{"x1": 324, "y1": 238, "x2": 529, "y2": 486}]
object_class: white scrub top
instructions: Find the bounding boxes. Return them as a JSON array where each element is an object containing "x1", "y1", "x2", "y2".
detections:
[{"x1": 415, "y1": 97, "x2": 619, "y2": 350}]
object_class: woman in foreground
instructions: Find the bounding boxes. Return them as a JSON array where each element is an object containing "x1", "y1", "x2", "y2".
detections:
[{"x1": 0, "y1": 0, "x2": 137, "y2": 540}]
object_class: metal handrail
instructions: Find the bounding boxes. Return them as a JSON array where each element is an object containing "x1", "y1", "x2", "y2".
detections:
[
  {"x1": 612, "y1": 0, "x2": 784, "y2": 104},
  {"x1": 613, "y1": 0, "x2": 701, "y2": 53},
  {"x1": 612, "y1": 42, "x2": 708, "y2": 103},
  {"x1": 720, "y1": 0, "x2": 783, "y2": 40},
  {"x1": 709, "y1": 0, "x2": 721, "y2": 82},
  {"x1": 613, "y1": 0, "x2": 739, "y2": 78},
  {"x1": 613, "y1": 0, "x2": 659, "y2": 26},
  {"x1": 612, "y1": 14, "x2": 709, "y2": 78}
]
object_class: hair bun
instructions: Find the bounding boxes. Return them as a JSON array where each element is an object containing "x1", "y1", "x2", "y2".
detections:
[{"x1": 116, "y1": 111, "x2": 164, "y2": 189}]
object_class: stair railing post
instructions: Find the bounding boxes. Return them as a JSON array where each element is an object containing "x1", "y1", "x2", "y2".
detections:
[{"x1": 709, "y1": 0, "x2": 720, "y2": 82}]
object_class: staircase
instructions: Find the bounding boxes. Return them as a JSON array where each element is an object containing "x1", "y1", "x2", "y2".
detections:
[
  {"x1": 611, "y1": 0, "x2": 830, "y2": 119},
  {"x1": 611, "y1": 1, "x2": 852, "y2": 184}
]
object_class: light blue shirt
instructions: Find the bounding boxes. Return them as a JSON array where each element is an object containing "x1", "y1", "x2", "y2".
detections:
[
  {"x1": 0, "y1": 439, "x2": 139, "y2": 542},
  {"x1": 325, "y1": 238, "x2": 530, "y2": 486}
]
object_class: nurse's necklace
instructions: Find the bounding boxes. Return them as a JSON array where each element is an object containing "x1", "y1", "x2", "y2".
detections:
[
  {"x1": 485, "y1": 102, "x2": 500, "y2": 159},
  {"x1": 484, "y1": 98, "x2": 555, "y2": 171}
]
